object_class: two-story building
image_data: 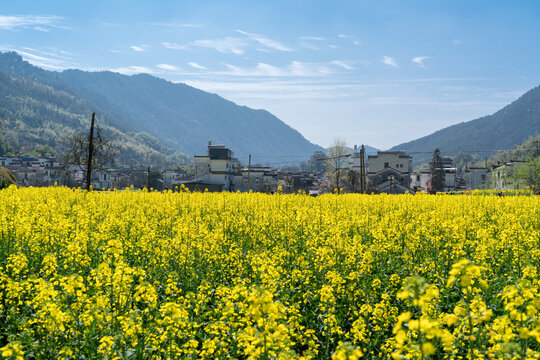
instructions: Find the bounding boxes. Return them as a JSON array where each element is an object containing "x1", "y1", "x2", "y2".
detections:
[
  {"x1": 193, "y1": 141, "x2": 236, "y2": 191},
  {"x1": 367, "y1": 151, "x2": 414, "y2": 194},
  {"x1": 234, "y1": 166, "x2": 278, "y2": 192}
]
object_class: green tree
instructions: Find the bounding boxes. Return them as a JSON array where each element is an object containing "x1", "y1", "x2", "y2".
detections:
[
  {"x1": 0, "y1": 166, "x2": 17, "y2": 189},
  {"x1": 453, "y1": 152, "x2": 478, "y2": 175},
  {"x1": 306, "y1": 150, "x2": 328, "y2": 174},
  {"x1": 0, "y1": 134, "x2": 11, "y2": 156},
  {"x1": 512, "y1": 156, "x2": 540, "y2": 194},
  {"x1": 430, "y1": 148, "x2": 445, "y2": 193}
]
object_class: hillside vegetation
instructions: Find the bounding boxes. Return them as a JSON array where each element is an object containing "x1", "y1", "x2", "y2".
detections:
[
  {"x1": 0, "y1": 53, "x2": 188, "y2": 167},
  {"x1": 390, "y1": 86, "x2": 540, "y2": 164},
  {"x1": 481, "y1": 134, "x2": 540, "y2": 166},
  {"x1": 0, "y1": 51, "x2": 322, "y2": 165}
]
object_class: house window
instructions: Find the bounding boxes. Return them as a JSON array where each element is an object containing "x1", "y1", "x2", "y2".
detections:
[
  {"x1": 384, "y1": 162, "x2": 389, "y2": 168},
  {"x1": 481, "y1": 175, "x2": 486, "y2": 181},
  {"x1": 416, "y1": 175, "x2": 420, "y2": 181}
]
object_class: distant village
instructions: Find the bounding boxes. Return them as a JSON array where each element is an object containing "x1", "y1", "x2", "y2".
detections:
[{"x1": 0, "y1": 141, "x2": 526, "y2": 194}]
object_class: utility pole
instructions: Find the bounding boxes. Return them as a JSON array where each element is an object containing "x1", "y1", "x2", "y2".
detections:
[
  {"x1": 360, "y1": 145, "x2": 366, "y2": 193},
  {"x1": 85, "y1": 112, "x2": 95, "y2": 191},
  {"x1": 247, "y1": 154, "x2": 251, "y2": 191},
  {"x1": 147, "y1": 166, "x2": 151, "y2": 189},
  {"x1": 534, "y1": 140, "x2": 539, "y2": 158}
]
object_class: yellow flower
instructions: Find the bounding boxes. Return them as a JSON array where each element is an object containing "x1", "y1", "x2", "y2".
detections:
[{"x1": 421, "y1": 342, "x2": 435, "y2": 355}]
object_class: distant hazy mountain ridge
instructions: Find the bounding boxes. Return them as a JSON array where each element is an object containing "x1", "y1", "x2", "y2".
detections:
[
  {"x1": 0, "y1": 52, "x2": 187, "y2": 167},
  {"x1": 0, "y1": 51, "x2": 323, "y2": 166},
  {"x1": 389, "y1": 86, "x2": 540, "y2": 164}
]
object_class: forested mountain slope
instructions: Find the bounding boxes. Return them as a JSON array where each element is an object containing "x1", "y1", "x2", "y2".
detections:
[{"x1": 390, "y1": 86, "x2": 540, "y2": 164}]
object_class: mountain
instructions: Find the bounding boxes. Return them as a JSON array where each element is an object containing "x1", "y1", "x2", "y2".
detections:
[
  {"x1": 0, "y1": 52, "x2": 187, "y2": 167},
  {"x1": 56, "y1": 70, "x2": 323, "y2": 161},
  {"x1": 389, "y1": 86, "x2": 540, "y2": 164},
  {"x1": 0, "y1": 51, "x2": 323, "y2": 165},
  {"x1": 479, "y1": 134, "x2": 540, "y2": 167}
]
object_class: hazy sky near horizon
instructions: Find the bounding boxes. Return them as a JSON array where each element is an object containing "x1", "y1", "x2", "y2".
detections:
[{"x1": 2, "y1": 0, "x2": 540, "y2": 150}]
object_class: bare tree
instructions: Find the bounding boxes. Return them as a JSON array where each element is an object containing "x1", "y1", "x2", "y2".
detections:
[
  {"x1": 324, "y1": 138, "x2": 351, "y2": 193},
  {"x1": 63, "y1": 113, "x2": 118, "y2": 189}
]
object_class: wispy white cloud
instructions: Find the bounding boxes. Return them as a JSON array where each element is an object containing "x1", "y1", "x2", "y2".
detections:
[
  {"x1": 331, "y1": 60, "x2": 354, "y2": 70},
  {"x1": 0, "y1": 15, "x2": 65, "y2": 31},
  {"x1": 337, "y1": 34, "x2": 361, "y2": 46},
  {"x1": 188, "y1": 62, "x2": 206, "y2": 70},
  {"x1": 164, "y1": 31, "x2": 291, "y2": 55},
  {"x1": 109, "y1": 65, "x2": 154, "y2": 75},
  {"x1": 220, "y1": 61, "x2": 332, "y2": 77},
  {"x1": 21, "y1": 46, "x2": 72, "y2": 60},
  {"x1": 1, "y1": 47, "x2": 75, "y2": 70},
  {"x1": 452, "y1": 39, "x2": 462, "y2": 45},
  {"x1": 236, "y1": 30, "x2": 292, "y2": 52},
  {"x1": 412, "y1": 56, "x2": 429, "y2": 68},
  {"x1": 382, "y1": 56, "x2": 398, "y2": 68},
  {"x1": 157, "y1": 63, "x2": 180, "y2": 71},
  {"x1": 162, "y1": 42, "x2": 188, "y2": 50},
  {"x1": 300, "y1": 42, "x2": 320, "y2": 50},
  {"x1": 183, "y1": 79, "x2": 361, "y2": 100},
  {"x1": 33, "y1": 26, "x2": 51, "y2": 32},
  {"x1": 192, "y1": 37, "x2": 247, "y2": 54},
  {"x1": 144, "y1": 22, "x2": 205, "y2": 28},
  {"x1": 299, "y1": 36, "x2": 325, "y2": 41},
  {"x1": 130, "y1": 45, "x2": 147, "y2": 52},
  {"x1": 367, "y1": 96, "x2": 507, "y2": 109},
  {"x1": 99, "y1": 22, "x2": 125, "y2": 28}
]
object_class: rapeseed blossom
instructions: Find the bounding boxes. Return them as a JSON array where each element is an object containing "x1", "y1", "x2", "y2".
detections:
[{"x1": 0, "y1": 186, "x2": 538, "y2": 358}]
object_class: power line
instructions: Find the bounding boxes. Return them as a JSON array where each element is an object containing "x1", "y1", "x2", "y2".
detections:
[
  {"x1": 397, "y1": 148, "x2": 539, "y2": 154},
  {"x1": 234, "y1": 146, "x2": 539, "y2": 166}
]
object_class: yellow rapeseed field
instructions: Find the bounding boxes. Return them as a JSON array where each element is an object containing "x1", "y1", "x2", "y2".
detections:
[{"x1": 0, "y1": 186, "x2": 539, "y2": 359}]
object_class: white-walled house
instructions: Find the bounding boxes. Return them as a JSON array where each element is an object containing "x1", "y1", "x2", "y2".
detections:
[
  {"x1": 368, "y1": 151, "x2": 412, "y2": 174},
  {"x1": 193, "y1": 142, "x2": 236, "y2": 191},
  {"x1": 234, "y1": 166, "x2": 278, "y2": 192},
  {"x1": 490, "y1": 161, "x2": 527, "y2": 190},
  {"x1": 464, "y1": 167, "x2": 489, "y2": 190},
  {"x1": 367, "y1": 151, "x2": 414, "y2": 193},
  {"x1": 410, "y1": 170, "x2": 431, "y2": 192}
]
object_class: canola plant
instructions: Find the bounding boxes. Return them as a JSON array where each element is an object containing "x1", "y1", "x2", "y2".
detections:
[{"x1": 0, "y1": 186, "x2": 539, "y2": 359}]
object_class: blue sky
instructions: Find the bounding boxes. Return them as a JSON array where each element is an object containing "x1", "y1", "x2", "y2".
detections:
[{"x1": 1, "y1": 1, "x2": 540, "y2": 149}]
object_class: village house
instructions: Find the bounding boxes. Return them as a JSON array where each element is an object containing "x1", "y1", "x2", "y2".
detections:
[
  {"x1": 277, "y1": 172, "x2": 319, "y2": 193},
  {"x1": 441, "y1": 157, "x2": 457, "y2": 192},
  {"x1": 489, "y1": 161, "x2": 528, "y2": 190},
  {"x1": 234, "y1": 166, "x2": 278, "y2": 192},
  {"x1": 162, "y1": 169, "x2": 189, "y2": 189},
  {"x1": 367, "y1": 151, "x2": 414, "y2": 194},
  {"x1": 464, "y1": 167, "x2": 489, "y2": 190},
  {"x1": 410, "y1": 169, "x2": 431, "y2": 192},
  {"x1": 192, "y1": 141, "x2": 236, "y2": 191}
]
